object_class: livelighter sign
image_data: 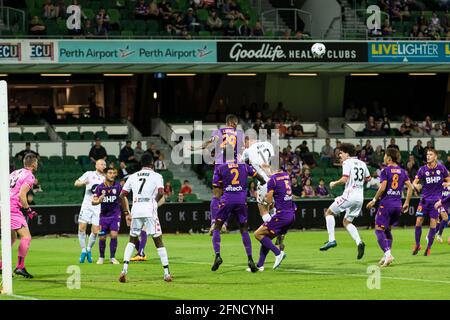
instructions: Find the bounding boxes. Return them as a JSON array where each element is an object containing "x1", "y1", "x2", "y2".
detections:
[{"x1": 217, "y1": 41, "x2": 368, "y2": 63}]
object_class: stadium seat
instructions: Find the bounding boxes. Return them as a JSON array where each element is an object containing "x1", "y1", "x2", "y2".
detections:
[
  {"x1": 35, "y1": 132, "x2": 50, "y2": 141},
  {"x1": 68, "y1": 131, "x2": 82, "y2": 140},
  {"x1": 184, "y1": 194, "x2": 198, "y2": 202},
  {"x1": 9, "y1": 132, "x2": 21, "y2": 141},
  {"x1": 22, "y1": 132, "x2": 35, "y2": 141},
  {"x1": 83, "y1": 8, "x2": 95, "y2": 20},
  {"x1": 57, "y1": 132, "x2": 67, "y2": 140},
  {"x1": 81, "y1": 131, "x2": 95, "y2": 141},
  {"x1": 198, "y1": 30, "x2": 211, "y2": 37},
  {"x1": 78, "y1": 155, "x2": 90, "y2": 165},
  {"x1": 108, "y1": 9, "x2": 121, "y2": 24},
  {"x1": 95, "y1": 131, "x2": 109, "y2": 140},
  {"x1": 121, "y1": 30, "x2": 134, "y2": 37}
]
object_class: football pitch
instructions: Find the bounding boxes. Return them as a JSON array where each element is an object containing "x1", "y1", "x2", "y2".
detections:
[{"x1": 2, "y1": 228, "x2": 450, "y2": 300}]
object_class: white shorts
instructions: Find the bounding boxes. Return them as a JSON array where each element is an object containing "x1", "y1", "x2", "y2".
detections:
[
  {"x1": 329, "y1": 196, "x2": 363, "y2": 222},
  {"x1": 130, "y1": 216, "x2": 162, "y2": 238},
  {"x1": 78, "y1": 207, "x2": 100, "y2": 226},
  {"x1": 256, "y1": 183, "x2": 268, "y2": 205}
]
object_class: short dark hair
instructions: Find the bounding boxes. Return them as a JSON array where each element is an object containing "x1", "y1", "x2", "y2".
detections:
[
  {"x1": 104, "y1": 167, "x2": 117, "y2": 174},
  {"x1": 427, "y1": 148, "x2": 438, "y2": 156},
  {"x1": 140, "y1": 153, "x2": 153, "y2": 167},
  {"x1": 340, "y1": 143, "x2": 356, "y2": 156},
  {"x1": 23, "y1": 153, "x2": 37, "y2": 167},
  {"x1": 126, "y1": 140, "x2": 131, "y2": 144},
  {"x1": 385, "y1": 148, "x2": 400, "y2": 164}
]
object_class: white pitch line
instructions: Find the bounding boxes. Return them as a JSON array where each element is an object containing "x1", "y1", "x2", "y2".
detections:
[
  {"x1": 6, "y1": 294, "x2": 40, "y2": 300},
  {"x1": 180, "y1": 261, "x2": 450, "y2": 285}
]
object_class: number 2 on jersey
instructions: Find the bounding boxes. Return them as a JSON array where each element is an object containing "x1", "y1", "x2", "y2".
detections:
[{"x1": 231, "y1": 169, "x2": 240, "y2": 185}]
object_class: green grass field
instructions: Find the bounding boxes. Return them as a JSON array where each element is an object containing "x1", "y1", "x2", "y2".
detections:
[{"x1": 1, "y1": 228, "x2": 450, "y2": 300}]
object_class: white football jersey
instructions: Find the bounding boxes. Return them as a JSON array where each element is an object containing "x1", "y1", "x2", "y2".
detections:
[
  {"x1": 341, "y1": 157, "x2": 370, "y2": 201},
  {"x1": 122, "y1": 168, "x2": 163, "y2": 218},
  {"x1": 242, "y1": 141, "x2": 275, "y2": 182},
  {"x1": 78, "y1": 171, "x2": 105, "y2": 212}
]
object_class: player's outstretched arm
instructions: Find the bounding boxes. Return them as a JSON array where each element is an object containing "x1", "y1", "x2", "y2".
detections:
[
  {"x1": 74, "y1": 179, "x2": 86, "y2": 187},
  {"x1": 330, "y1": 176, "x2": 348, "y2": 189},
  {"x1": 366, "y1": 180, "x2": 387, "y2": 209},
  {"x1": 403, "y1": 180, "x2": 414, "y2": 213}
]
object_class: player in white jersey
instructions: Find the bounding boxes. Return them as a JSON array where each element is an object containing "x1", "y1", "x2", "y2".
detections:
[
  {"x1": 119, "y1": 153, "x2": 172, "y2": 283},
  {"x1": 74, "y1": 159, "x2": 106, "y2": 263},
  {"x1": 320, "y1": 143, "x2": 370, "y2": 259}
]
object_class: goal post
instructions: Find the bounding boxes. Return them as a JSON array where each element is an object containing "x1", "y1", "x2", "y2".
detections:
[{"x1": 0, "y1": 80, "x2": 13, "y2": 295}]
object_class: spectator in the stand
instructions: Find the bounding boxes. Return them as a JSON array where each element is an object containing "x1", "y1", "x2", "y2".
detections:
[
  {"x1": 174, "y1": 15, "x2": 187, "y2": 34},
  {"x1": 135, "y1": 0, "x2": 149, "y2": 20},
  {"x1": 362, "y1": 139, "x2": 374, "y2": 159},
  {"x1": 370, "y1": 145, "x2": 384, "y2": 168},
  {"x1": 430, "y1": 123, "x2": 443, "y2": 137},
  {"x1": 364, "y1": 116, "x2": 378, "y2": 135},
  {"x1": 29, "y1": 16, "x2": 46, "y2": 35},
  {"x1": 10, "y1": 104, "x2": 21, "y2": 124},
  {"x1": 272, "y1": 102, "x2": 285, "y2": 121},
  {"x1": 315, "y1": 179, "x2": 330, "y2": 198},
  {"x1": 238, "y1": 16, "x2": 251, "y2": 37},
  {"x1": 400, "y1": 116, "x2": 415, "y2": 136},
  {"x1": 223, "y1": 18, "x2": 238, "y2": 37},
  {"x1": 380, "y1": 116, "x2": 391, "y2": 134},
  {"x1": 184, "y1": 8, "x2": 200, "y2": 32},
  {"x1": 445, "y1": 114, "x2": 450, "y2": 136},
  {"x1": 291, "y1": 177, "x2": 302, "y2": 197},
  {"x1": 180, "y1": 180, "x2": 192, "y2": 194},
  {"x1": 118, "y1": 161, "x2": 130, "y2": 181},
  {"x1": 253, "y1": 119, "x2": 263, "y2": 132},
  {"x1": 223, "y1": 0, "x2": 244, "y2": 20},
  {"x1": 302, "y1": 179, "x2": 315, "y2": 197},
  {"x1": 344, "y1": 102, "x2": 359, "y2": 121},
  {"x1": 154, "y1": 152, "x2": 167, "y2": 171},
  {"x1": 387, "y1": 138, "x2": 399, "y2": 150},
  {"x1": 252, "y1": 21, "x2": 264, "y2": 37},
  {"x1": 145, "y1": 143, "x2": 159, "y2": 161},
  {"x1": 22, "y1": 103, "x2": 36, "y2": 122},
  {"x1": 430, "y1": 11, "x2": 443, "y2": 33},
  {"x1": 445, "y1": 155, "x2": 450, "y2": 171},
  {"x1": 177, "y1": 192, "x2": 185, "y2": 203},
  {"x1": 264, "y1": 117, "x2": 275, "y2": 136},
  {"x1": 320, "y1": 138, "x2": 334, "y2": 163},
  {"x1": 412, "y1": 139, "x2": 425, "y2": 163},
  {"x1": 297, "y1": 140, "x2": 309, "y2": 158},
  {"x1": 207, "y1": 10, "x2": 223, "y2": 31},
  {"x1": 332, "y1": 140, "x2": 342, "y2": 167},
  {"x1": 421, "y1": 115, "x2": 433, "y2": 135},
  {"x1": 44, "y1": 105, "x2": 57, "y2": 124},
  {"x1": 55, "y1": 0, "x2": 67, "y2": 19},
  {"x1": 261, "y1": 102, "x2": 271, "y2": 119},
  {"x1": 88, "y1": 97, "x2": 100, "y2": 119},
  {"x1": 15, "y1": 142, "x2": 40, "y2": 161},
  {"x1": 291, "y1": 157, "x2": 302, "y2": 176},
  {"x1": 276, "y1": 121, "x2": 288, "y2": 138},
  {"x1": 242, "y1": 109, "x2": 252, "y2": 128},
  {"x1": 410, "y1": 125, "x2": 423, "y2": 137},
  {"x1": 286, "y1": 164, "x2": 295, "y2": 179},
  {"x1": 301, "y1": 168, "x2": 312, "y2": 186},
  {"x1": 356, "y1": 107, "x2": 368, "y2": 121},
  {"x1": 43, "y1": 0, "x2": 56, "y2": 19},
  {"x1": 406, "y1": 154, "x2": 419, "y2": 180},
  {"x1": 134, "y1": 141, "x2": 145, "y2": 163},
  {"x1": 119, "y1": 141, "x2": 136, "y2": 164},
  {"x1": 358, "y1": 149, "x2": 368, "y2": 163},
  {"x1": 95, "y1": 7, "x2": 110, "y2": 36},
  {"x1": 424, "y1": 140, "x2": 434, "y2": 156},
  {"x1": 291, "y1": 120, "x2": 304, "y2": 137},
  {"x1": 89, "y1": 137, "x2": 108, "y2": 163},
  {"x1": 158, "y1": 0, "x2": 173, "y2": 23},
  {"x1": 164, "y1": 181, "x2": 173, "y2": 197}
]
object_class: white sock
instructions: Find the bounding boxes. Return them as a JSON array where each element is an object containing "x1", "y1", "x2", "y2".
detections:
[
  {"x1": 345, "y1": 223, "x2": 362, "y2": 245},
  {"x1": 262, "y1": 214, "x2": 271, "y2": 222},
  {"x1": 87, "y1": 233, "x2": 97, "y2": 251},
  {"x1": 325, "y1": 215, "x2": 336, "y2": 242},
  {"x1": 385, "y1": 249, "x2": 392, "y2": 258},
  {"x1": 157, "y1": 247, "x2": 170, "y2": 275},
  {"x1": 122, "y1": 242, "x2": 135, "y2": 274},
  {"x1": 78, "y1": 231, "x2": 86, "y2": 252}
]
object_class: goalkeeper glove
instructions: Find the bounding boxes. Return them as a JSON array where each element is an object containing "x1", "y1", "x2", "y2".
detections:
[{"x1": 21, "y1": 207, "x2": 37, "y2": 220}]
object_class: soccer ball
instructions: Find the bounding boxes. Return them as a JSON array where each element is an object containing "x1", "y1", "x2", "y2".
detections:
[{"x1": 311, "y1": 43, "x2": 326, "y2": 58}]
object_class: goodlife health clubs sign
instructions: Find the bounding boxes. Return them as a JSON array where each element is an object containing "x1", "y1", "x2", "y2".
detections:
[{"x1": 217, "y1": 41, "x2": 368, "y2": 63}]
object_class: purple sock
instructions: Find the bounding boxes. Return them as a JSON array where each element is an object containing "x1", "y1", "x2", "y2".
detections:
[
  {"x1": 260, "y1": 236, "x2": 280, "y2": 256},
  {"x1": 427, "y1": 228, "x2": 436, "y2": 249},
  {"x1": 438, "y1": 220, "x2": 448, "y2": 236},
  {"x1": 257, "y1": 245, "x2": 269, "y2": 268},
  {"x1": 375, "y1": 230, "x2": 389, "y2": 252},
  {"x1": 385, "y1": 229, "x2": 393, "y2": 249},
  {"x1": 241, "y1": 232, "x2": 252, "y2": 257},
  {"x1": 415, "y1": 226, "x2": 422, "y2": 246},
  {"x1": 99, "y1": 238, "x2": 106, "y2": 258},
  {"x1": 110, "y1": 238, "x2": 118, "y2": 258},
  {"x1": 139, "y1": 230, "x2": 148, "y2": 256},
  {"x1": 212, "y1": 229, "x2": 221, "y2": 254}
]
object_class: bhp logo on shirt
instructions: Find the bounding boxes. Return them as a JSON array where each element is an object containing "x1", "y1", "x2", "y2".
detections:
[
  {"x1": 425, "y1": 176, "x2": 441, "y2": 184},
  {"x1": 102, "y1": 196, "x2": 117, "y2": 203}
]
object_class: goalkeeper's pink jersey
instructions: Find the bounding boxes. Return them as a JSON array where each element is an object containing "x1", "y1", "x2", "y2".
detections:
[{"x1": 9, "y1": 168, "x2": 35, "y2": 211}]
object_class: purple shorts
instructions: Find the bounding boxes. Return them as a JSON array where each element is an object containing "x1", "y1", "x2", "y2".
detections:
[
  {"x1": 216, "y1": 203, "x2": 248, "y2": 225},
  {"x1": 375, "y1": 204, "x2": 401, "y2": 229},
  {"x1": 264, "y1": 211, "x2": 295, "y2": 236},
  {"x1": 416, "y1": 200, "x2": 439, "y2": 219},
  {"x1": 100, "y1": 215, "x2": 121, "y2": 233}
]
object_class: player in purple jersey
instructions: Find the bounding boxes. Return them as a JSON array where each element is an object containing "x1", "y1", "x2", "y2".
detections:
[
  {"x1": 366, "y1": 148, "x2": 413, "y2": 267},
  {"x1": 253, "y1": 169, "x2": 296, "y2": 271},
  {"x1": 92, "y1": 167, "x2": 122, "y2": 265},
  {"x1": 0, "y1": 154, "x2": 38, "y2": 278},
  {"x1": 434, "y1": 182, "x2": 450, "y2": 244},
  {"x1": 211, "y1": 162, "x2": 265, "y2": 272},
  {"x1": 412, "y1": 149, "x2": 450, "y2": 256}
]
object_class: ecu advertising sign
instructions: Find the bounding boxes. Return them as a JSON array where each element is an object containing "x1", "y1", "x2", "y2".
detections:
[{"x1": 217, "y1": 41, "x2": 368, "y2": 63}]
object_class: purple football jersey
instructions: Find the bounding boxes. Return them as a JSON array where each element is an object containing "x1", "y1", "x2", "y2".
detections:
[
  {"x1": 441, "y1": 187, "x2": 450, "y2": 207},
  {"x1": 94, "y1": 182, "x2": 122, "y2": 217},
  {"x1": 379, "y1": 165, "x2": 409, "y2": 206},
  {"x1": 415, "y1": 163, "x2": 449, "y2": 201},
  {"x1": 212, "y1": 163, "x2": 256, "y2": 204},
  {"x1": 211, "y1": 127, "x2": 244, "y2": 165},
  {"x1": 267, "y1": 172, "x2": 296, "y2": 212}
]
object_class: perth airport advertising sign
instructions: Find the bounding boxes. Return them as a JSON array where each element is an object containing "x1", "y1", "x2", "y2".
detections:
[{"x1": 0, "y1": 40, "x2": 450, "y2": 64}]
